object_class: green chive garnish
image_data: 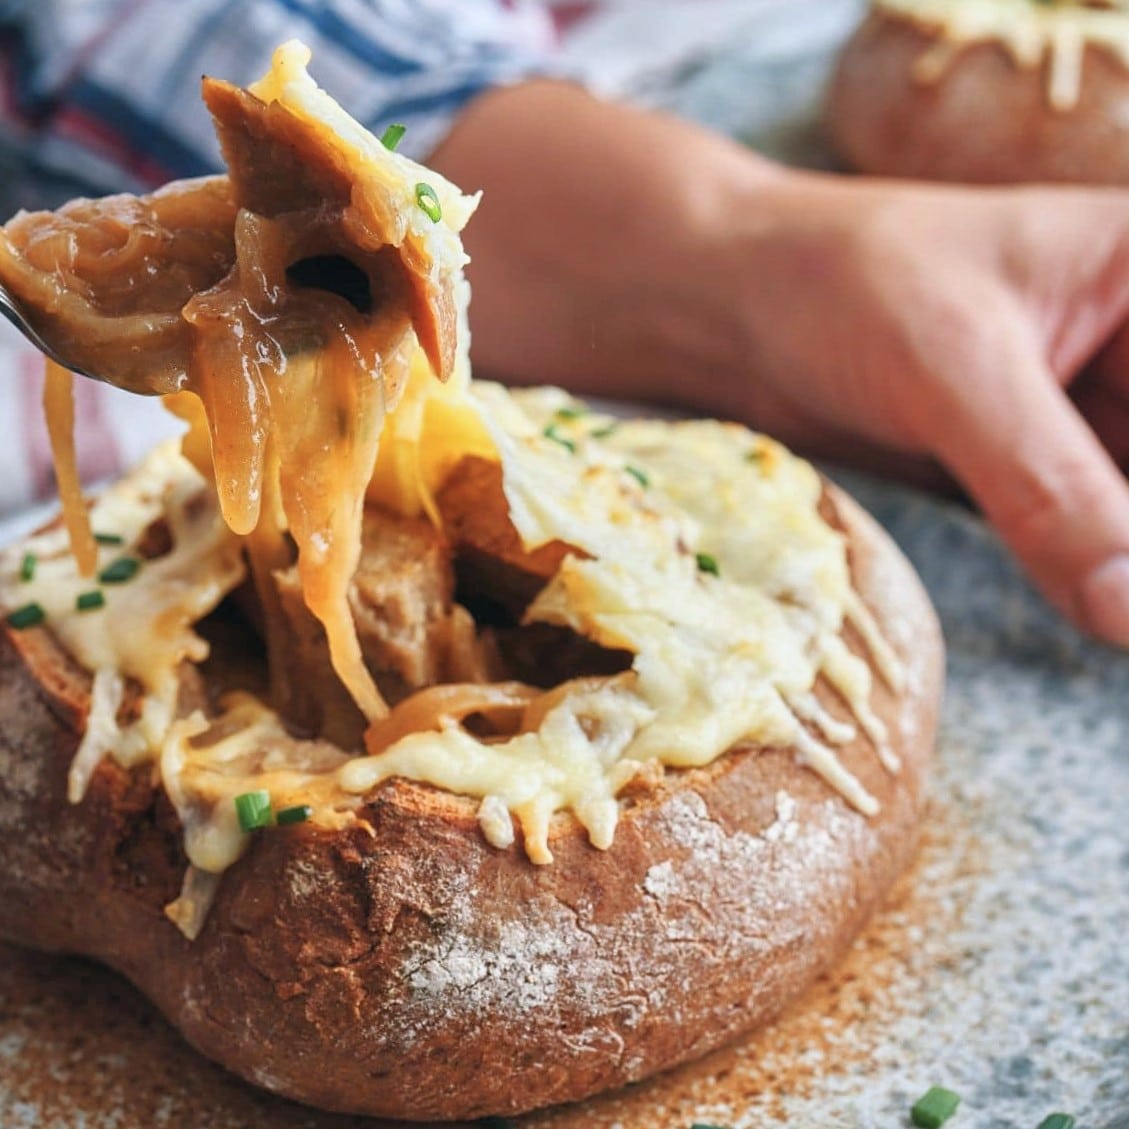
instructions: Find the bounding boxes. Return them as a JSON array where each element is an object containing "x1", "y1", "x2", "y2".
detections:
[
  {"x1": 625, "y1": 465, "x2": 649, "y2": 488},
  {"x1": 554, "y1": 406, "x2": 587, "y2": 420},
  {"x1": 911, "y1": 1086, "x2": 961, "y2": 1129},
  {"x1": 19, "y1": 552, "x2": 36, "y2": 582},
  {"x1": 98, "y1": 556, "x2": 140, "y2": 584},
  {"x1": 690, "y1": 1124, "x2": 731, "y2": 1129},
  {"x1": 379, "y1": 123, "x2": 407, "y2": 151},
  {"x1": 276, "y1": 804, "x2": 313, "y2": 826},
  {"x1": 1036, "y1": 1116, "x2": 1075, "y2": 1129},
  {"x1": 590, "y1": 423, "x2": 618, "y2": 440},
  {"x1": 415, "y1": 182, "x2": 442, "y2": 223},
  {"x1": 543, "y1": 424, "x2": 576, "y2": 454},
  {"x1": 75, "y1": 590, "x2": 105, "y2": 613},
  {"x1": 746, "y1": 448, "x2": 765, "y2": 463},
  {"x1": 695, "y1": 552, "x2": 720, "y2": 577},
  {"x1": 94, "y1": 532, "x2": 124, "y2": 546},
  {"x1": 6, "y1": 602, "x2": 45, "y2": 630},
  {"x1": 235, "y1": 790, "x2": 272, "y2": 833}
]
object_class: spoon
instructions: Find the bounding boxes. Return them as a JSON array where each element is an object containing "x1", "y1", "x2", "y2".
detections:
[{"x1": 0, "y1": 280, "x2": 101, "y2": 382}]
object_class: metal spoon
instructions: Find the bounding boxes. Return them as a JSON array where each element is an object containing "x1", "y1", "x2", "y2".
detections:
[{"x1": 0, "y1": 280, "x2": 101, "y2": 382}]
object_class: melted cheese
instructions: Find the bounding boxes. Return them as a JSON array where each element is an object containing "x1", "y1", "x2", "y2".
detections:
[
  {"x1": 160, "y1": 696, "x2": 356, "y2": 874},
  {"x1": 95, "y1": 386, "x2": 898, "y2": 877},
  {"x1": 2, "y1": 382, "x2": 906, "y2": 884},
  {"x1": 878, "y1": 0, "x2": 1129, "y2": 108},
  {"x1": 337, "y1": 387, "x2": 901, "y2": 861},
  {"x1": 42, "y1": 360, "x2": 98, "y2": 578},
  {"x1": 0, "y1": 443, "x2": 246, "y2": 798}
]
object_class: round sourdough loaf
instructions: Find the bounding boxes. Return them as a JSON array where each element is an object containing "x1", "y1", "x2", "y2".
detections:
[
  {"x1": 827, "y1": 4, "x2": 1129, "y2": 185},
  {"x1": 0, "y1": 484, "x2": 942, "y2": 1121}
]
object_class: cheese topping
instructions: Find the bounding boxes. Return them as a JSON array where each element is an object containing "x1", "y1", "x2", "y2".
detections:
[
  {"x1": 1, "y1": 444, "x2": 246, "y2": 803},
  {"x1": 351, "y1": 384, "x2": 902, "y2": 861},
  {"x1": 3, "y1": 381, "x2": 904, "y2": 883},
  {"x1": 877, "y1": 0, "x2": 1129, "y2": 108}
]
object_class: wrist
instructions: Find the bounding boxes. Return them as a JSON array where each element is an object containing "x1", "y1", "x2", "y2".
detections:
[
  {"x1": 659, "y1": 161, "x2": 825, "y2": 419},
  {"x1": 701, "y1": 169, "x2": 901, "y2": 429}
]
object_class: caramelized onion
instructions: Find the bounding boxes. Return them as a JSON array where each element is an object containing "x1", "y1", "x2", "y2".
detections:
[
  {"x1": 0, "y1": 180, "x2": 237, "y2": 395},
  {"x1": 519, "y1": 676, "x2": 619, "y2": 734},
  {"x1": 364, "y1": 682, "x2": 541, "y2": 755}
]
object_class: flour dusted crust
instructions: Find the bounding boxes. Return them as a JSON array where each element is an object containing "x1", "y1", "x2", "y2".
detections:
[
  {"x1": 0, "y1": 41, "x2": 944, "y2": 1121},
  {"x1": 827, "y1": 2, "x2": 1129, "y2": 185},
  {"x1": 0, "y1": 483, "x2": 942, "y2": 1121}
]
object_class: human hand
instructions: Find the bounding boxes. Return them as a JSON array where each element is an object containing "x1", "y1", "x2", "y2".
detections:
[
  {"x1": 709, "y1": 173, "x2": 1129, "y2": 647},
  {"x1": 432, "y1": 82, "x2": 1129, "y2": 646}
]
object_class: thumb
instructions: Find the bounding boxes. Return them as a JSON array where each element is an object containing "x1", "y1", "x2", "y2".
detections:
[{"x1": 932, "y1": 330, "x2": 1129, "y2": 647}]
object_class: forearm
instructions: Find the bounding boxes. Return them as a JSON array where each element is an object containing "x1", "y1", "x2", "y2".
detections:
[{"x1": 428, "y1": 80, "x2": 785, "y2": 405}]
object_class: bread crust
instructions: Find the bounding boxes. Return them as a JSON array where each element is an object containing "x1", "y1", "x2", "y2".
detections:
[
  {"x1": 827, "y1": 10, "x2": 1129, "y2": 185},
  {"x1": 0, "y1": 484, "x2": 942, "y2": 1120}
]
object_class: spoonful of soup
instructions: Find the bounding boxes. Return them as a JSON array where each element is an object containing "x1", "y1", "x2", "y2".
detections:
[{"x1": 0, "y1": 39, "x2": 480, "y2": 725}]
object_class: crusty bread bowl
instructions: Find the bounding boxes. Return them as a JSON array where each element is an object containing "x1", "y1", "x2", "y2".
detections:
[
  {"x1": 0, "y1": 40, "x2": 944, "y2": 1120},
  {"x1": 827, "y1": 0, "x2": 1129, "y2": 184},
  {"x1": 0, "y1": 471, "x2": 941, "y2": 1120}
]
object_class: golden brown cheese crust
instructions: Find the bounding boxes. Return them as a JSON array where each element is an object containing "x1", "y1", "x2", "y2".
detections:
[
  {"x1": 0, "y1": 487, "x2": 942, "y2": 1121},
  {"x1": 827, "y1": 10, "x2": 1129, "y2": 184}
]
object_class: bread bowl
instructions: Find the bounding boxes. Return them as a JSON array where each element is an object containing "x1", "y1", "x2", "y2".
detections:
[
  {"x1": 827, "y1": 0, "x2": 1129, "y2": 184},
  {"x1": 0, "y1": 43, "x2": 944, "y2": 1119}
]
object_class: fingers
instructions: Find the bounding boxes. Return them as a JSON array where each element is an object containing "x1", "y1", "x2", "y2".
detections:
[{"x1": 932, "y1": 324, "x2": 1129, "y2": 647}]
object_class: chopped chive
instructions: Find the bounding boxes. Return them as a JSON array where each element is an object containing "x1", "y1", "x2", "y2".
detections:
[
  {"x1": 911, "y1": 1086, "x2": 961, "y2": 1129},
  {"x1": 746, "y1": 447, "x2": 765, "y2": 463},
  {"x1": 1036, "y1": 1117, "x2": 1075, "y2": 1129},
  {"x1": 554, "y1": 406, "x2": 587, "y2": 420},
  {"x1": 19, "y1": 552, "x2": 36, "y2": 582},
  {"x1": 625, "y1": 465, "x2": 649, "y2": 488},
  {"x1": 75, "y1": 590, "x2": 105, "y2": 613},
  {"x1": 235, "y1": 790, "x2": 272, "y2": 833},
  {"x1": 415, "y1": 182, "x2": 442, "y2": 223},
  {"x1": 276, "y1": 804, "x2": 313, "y2": 826},
  {"x1": 6, "y1": 602, "x2": 45, "y2": 630},
  {"x1": 690, "y1": 1124, "x2": 731, "y2": 1129},
  {"x1": 93, "y1": 532, "x2": 124, "y2": 546},
  {"x1": 590, "y1": 423, "x2": 618, "y2": 440},
  {"x1": 98, "y1": 556, "x2": 140, "y2": 584},
  {"x1": 695, "y1": 552, "x2": 720, "y2": 577},
  {"x1": 379, "y1": 123, "x2": 407, "y2": 151},
  {"x1": 543, "y1": 424, "x2": 576, "y2": 454}
]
